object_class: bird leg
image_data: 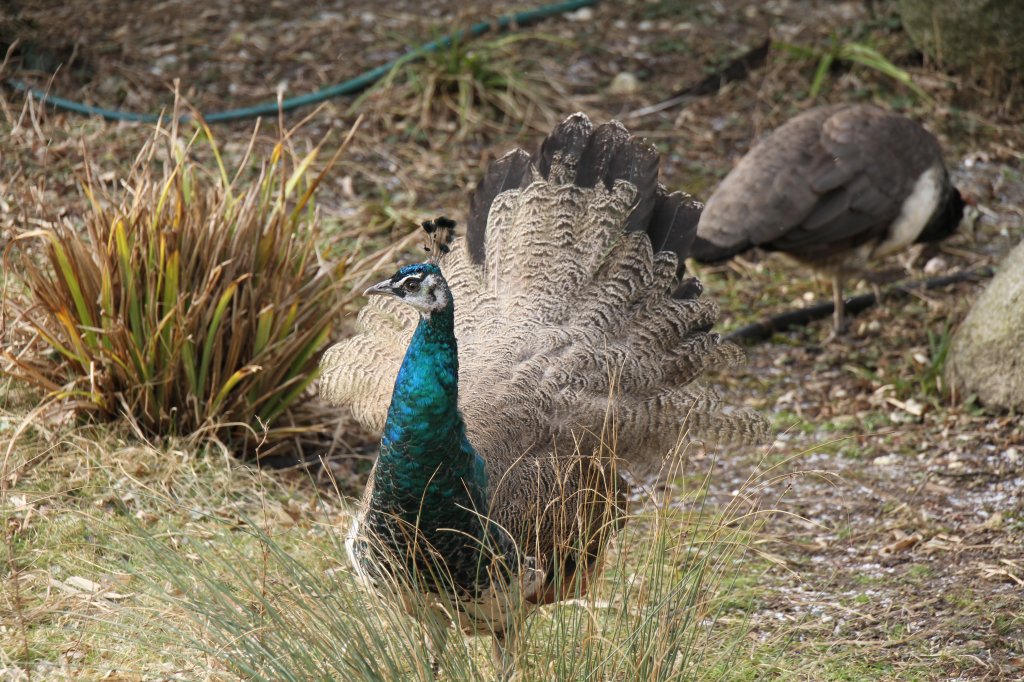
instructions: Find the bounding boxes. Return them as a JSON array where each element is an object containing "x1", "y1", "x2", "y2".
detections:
[
  {"x1": 491, "y1": 628, "x2": 520, "y2": 681},
  {"x1": 871, "y1": 281, "x2": 884, "y2": 308},
  {"x1": 422, "y1": 617, "x2": 451, "y2": 678},
  {"x1": 829, "y1": 274, "x2": 847, "y2": 339}
]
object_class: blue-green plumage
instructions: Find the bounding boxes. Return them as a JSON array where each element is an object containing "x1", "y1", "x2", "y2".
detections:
[{"x1": 352, "y1": 263, "x2": 515, "y2": 596}]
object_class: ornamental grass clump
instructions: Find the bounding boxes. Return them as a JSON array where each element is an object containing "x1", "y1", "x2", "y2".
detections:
[{"x1": 2, "y1": 119, "x2": 358, "y2": 459}]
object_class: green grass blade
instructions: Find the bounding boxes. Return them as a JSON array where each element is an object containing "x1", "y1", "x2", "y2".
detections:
[
  {"x1": 285, "y1": 147, "x2": 319, "y2": 200},
  {"x1": 114, "y1": 218, "x2": 148, "y2": 378},
  {"x1": 809, "y1": 52, "x2": 834, "y2": 98},
  {"x1": 210, "y1": 365, "x2": 261, "y2": 414},
  {"x1": 839, "y1": 42, "x2": 931, "y2": 101},
  {"x1": 253, "y1": 306, "x2": 275, "y2": 355},
  {"x1": 197, "y1": 280, "x2": 239, "y2": 402},
  {"x1": 49, "y1": 236, "x2": 97, "y2": 348},
  {"x1": 181, "y1": 338, "x2": 198, "y2": 393}
]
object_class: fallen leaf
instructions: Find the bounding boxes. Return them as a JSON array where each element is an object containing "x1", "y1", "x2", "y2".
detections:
[
  {"x1": 880, "y1": 530, "x2": 922, "y2": 556},
  {"x1": 53, "y1": 576, "x2": 130, "y2": 601}
]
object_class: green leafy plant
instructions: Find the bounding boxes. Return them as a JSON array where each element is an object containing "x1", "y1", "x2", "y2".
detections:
[
  {"x1": 776, "y1": 38, "x2": 930, "y2": 101},
  {"x1": 919, "y1": 323, "x2": 954, "y2": 400},
  {"x1": 1, "y1": 118, "x2": 359, "y2": 459},
  {"x1": 355, "y1": 32, "x2": 568, "y2": 141}
]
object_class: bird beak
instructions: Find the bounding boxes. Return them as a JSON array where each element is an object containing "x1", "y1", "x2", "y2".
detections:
[{"x1": 364, "y1": 279, "x2": 394, "y2": 297}]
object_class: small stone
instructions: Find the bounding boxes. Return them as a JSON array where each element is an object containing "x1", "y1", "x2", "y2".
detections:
[
  {"x1": 608, "y1": 72, "x2": 640, "y2": 95},
  {"x1": 982, "y1": 511, "x2": 1003, "y2": 529},
  {"x1": 566, "y1": 7, "x2": 594, "y2": 21},
  {"x1": 903, "y1": 398, "x2": 925, "y2": 416},
  {"x1": 923, "y1": 256, "x2": 948, "y2": 275}
]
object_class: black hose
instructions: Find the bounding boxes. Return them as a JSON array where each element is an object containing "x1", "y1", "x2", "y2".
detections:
[{"x1": 724, "y1": 267, "x2": 995, "y2": 344}]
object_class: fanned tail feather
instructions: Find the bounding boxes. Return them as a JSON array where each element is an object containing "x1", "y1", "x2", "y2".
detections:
[{"x1": 320, "y1": 112, "x2": 768, "y2": 474}]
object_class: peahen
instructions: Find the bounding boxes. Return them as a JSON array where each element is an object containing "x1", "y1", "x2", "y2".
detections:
[
  {"x1": 319, "y1": 113, "x2": 768, "y2": 672},
  {"x1": 692, "y1": 103, "x2": 966, "y2": 334}
]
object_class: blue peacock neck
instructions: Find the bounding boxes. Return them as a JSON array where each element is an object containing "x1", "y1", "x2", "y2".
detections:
[
  {"x1": 357, "y1": 268, "x2": 519, "y2": 596},
  {"x1": 369, "y1": 294, "x2": 490, "y2": 534}
]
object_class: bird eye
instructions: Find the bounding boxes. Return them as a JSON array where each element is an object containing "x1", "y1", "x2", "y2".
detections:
[{"x1": 404, "y1": 280, "x2": 420, "y2": 292}]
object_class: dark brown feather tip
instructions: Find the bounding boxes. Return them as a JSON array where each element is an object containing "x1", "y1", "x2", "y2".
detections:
[{"x1": 421, "y1": 216, "x2": 456, "y2": 264}]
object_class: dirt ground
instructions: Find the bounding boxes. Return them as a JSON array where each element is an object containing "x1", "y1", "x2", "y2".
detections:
[{"x1": 2, "y1": 0, "x2": 1022, "y2": 679}]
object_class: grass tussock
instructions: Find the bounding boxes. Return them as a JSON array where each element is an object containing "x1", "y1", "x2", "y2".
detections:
[
  {"x1": 1, "y1": 116, "x2": 360, "y2": 460},
  {"x1": 114, "y1": 441, "x2": 773, "y2": 682},
  {"x1": 354, "y1": 32, "x2": 570, "y2": 143}
]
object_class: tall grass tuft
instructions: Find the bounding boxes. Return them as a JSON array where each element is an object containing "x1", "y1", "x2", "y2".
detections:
[
  {"x1": 1, "y1": 117, "x2": 359, "y2": 459},
  {"x1": 354, "y1": 32, "x2": 568, "y2": 142},
  {"x1": 116, "y1": 442, "x2": 769, "y2": 681}
]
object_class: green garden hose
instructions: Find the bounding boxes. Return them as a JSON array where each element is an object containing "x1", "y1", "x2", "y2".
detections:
[{"x1": 6, "y1": 0, "x2": 597, "y2": 123}]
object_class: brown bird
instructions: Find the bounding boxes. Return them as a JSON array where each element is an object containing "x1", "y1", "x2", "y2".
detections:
[{"x1": 691, "y1": 103, "x2": 965, "y2": 334}]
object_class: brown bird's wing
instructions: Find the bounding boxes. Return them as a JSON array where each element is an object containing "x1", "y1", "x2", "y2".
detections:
[{"x1": 695, "y1": 104, "x2": 944, "y2": 261}]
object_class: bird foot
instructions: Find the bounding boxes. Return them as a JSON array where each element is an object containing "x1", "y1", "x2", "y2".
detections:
[
  {"x1": 824, "y1": 322, "x2": 847, "y2": 344},
  {"x1": 491, "y1": 634, "x2": 521, "y2": 682}
]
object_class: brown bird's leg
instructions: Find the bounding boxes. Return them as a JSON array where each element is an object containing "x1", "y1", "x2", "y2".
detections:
[
  {"x1": 830, "y1": 274, "x2": 847, "y2": 338},
  {"x1": 871, "y1": 281, "x2": 884, "y2": 308}
]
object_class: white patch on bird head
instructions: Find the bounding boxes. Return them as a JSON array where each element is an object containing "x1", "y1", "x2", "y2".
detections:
[
  {"x1": 396, "y1": 272, "x2": 449, "y2": 319},
  {"x1": 873, "y1": 164, "x2": 943, "y2": 258}
]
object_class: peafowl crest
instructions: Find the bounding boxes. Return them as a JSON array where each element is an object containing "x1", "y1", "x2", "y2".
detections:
[{"x1": 320, "y1": 112, "x2": 769, "y2": 671}]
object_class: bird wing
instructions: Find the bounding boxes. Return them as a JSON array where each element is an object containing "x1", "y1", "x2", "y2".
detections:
[{"x1": 696, "y1": 104, "x2": 943, "y2": 260}]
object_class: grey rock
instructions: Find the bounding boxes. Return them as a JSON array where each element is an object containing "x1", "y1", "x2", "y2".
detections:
[
  {"x1": 946, "y1": 239, "x2": 1024, "y2": 410},
  {"x1": 898, "y1": 0, "x2": 1024, "y2": 93}
]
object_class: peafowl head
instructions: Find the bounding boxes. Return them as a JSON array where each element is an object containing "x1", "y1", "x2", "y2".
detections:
[
  {"x1": 364, "y1": 262, "x2": 452, "y2": 318},
  {"x1": 364, "y1": 216, "x2": 457, "y2": 320}
]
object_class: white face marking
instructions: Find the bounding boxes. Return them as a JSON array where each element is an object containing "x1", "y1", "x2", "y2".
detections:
[
  {"x1": 393, "y1": 274, "x2": 422, "y2": 290},
  {"x1": 873, "y1": 164, "x2": 943, "y2": 258},
  {"x1": 428, "y1": 274, "x2": 449, "y2": 309},
  {"x1": 398, "y1": 272, "x2": 448, "y2": 318}
]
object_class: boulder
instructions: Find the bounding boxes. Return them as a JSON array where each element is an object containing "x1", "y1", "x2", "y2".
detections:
[
  {"x1": 946, "y1": 239, "x2": 1024, "y2": 410},
  {"x1": 898, "y1": 0, "x2": 1024, "y2": 95}
]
